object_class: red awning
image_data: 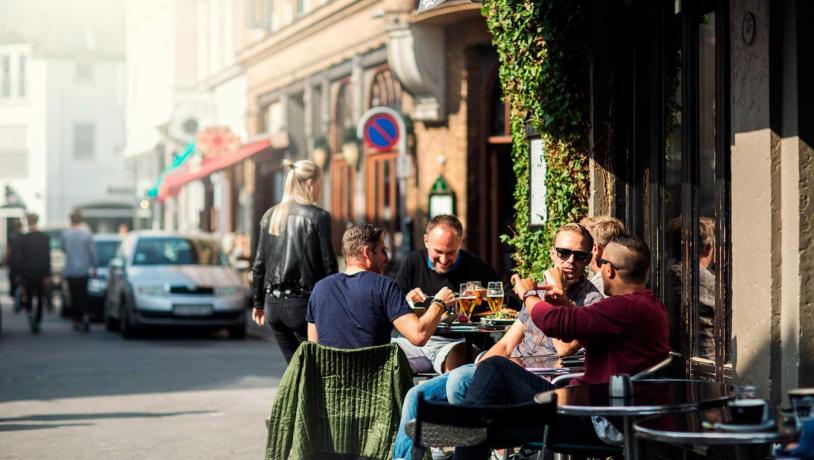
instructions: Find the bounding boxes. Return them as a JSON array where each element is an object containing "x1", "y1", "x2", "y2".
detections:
[{"x1": 158, "y1": 138, "x2": 271, "y2": 201}]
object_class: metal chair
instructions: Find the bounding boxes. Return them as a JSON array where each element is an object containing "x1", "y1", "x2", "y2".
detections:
[{"x1": 407, "y1": 391, "x2": 558, "y2": 460}]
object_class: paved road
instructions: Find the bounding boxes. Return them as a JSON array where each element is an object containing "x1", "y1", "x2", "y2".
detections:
[{"x1": 0, "y1": 295, "x2": 286, "y2": 460}]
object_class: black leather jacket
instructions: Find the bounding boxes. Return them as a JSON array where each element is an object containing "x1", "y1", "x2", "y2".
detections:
[{"x1": 252, "y1": 203, "x2": 338, "y2": 307}]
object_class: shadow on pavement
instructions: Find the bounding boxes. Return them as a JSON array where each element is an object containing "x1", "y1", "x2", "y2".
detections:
[
  {"x1": 0, "y1": 410, "x2": 213, "y2": 423},
  {"x1": 0, "y1": 423, "x2": 93, "y2": 432}
]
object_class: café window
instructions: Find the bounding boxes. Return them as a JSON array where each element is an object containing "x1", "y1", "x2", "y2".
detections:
[{"x1": 659, "y1": 0, "x2": 730, "y2": 380}]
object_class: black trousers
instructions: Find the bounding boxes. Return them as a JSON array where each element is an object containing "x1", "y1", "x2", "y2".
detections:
[
  {"x1": 66, "y1": 276, "x2": 90, "y2": 323},
  {"x1": 266, "y1": 295, "x2": 308, "y2": 363},
  {"x1": 453, "y1": 356, "x2": 604, "y2": 460},
  {"x1": 22, "y1": 276, "x2": 47, "y2": 324}
]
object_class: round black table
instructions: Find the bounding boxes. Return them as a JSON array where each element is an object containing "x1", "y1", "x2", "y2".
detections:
[
  {"x1": 533, "y1": 379, "x2": 732, "y2": 460},
  {"x1": 433, "y1": 323, "x2": 509, "y2": 362},
  {"x1": 634, "y1": 406, "x2": 798, "y2": 446}
]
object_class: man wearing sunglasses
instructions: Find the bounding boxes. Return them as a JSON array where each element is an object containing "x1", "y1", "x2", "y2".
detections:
[
  {"x1": 392, "y1": 223, "x2": 602, "y2": 460},
  {"x1": 451, "y1": 235, "x2": 669, "y2": 459}
]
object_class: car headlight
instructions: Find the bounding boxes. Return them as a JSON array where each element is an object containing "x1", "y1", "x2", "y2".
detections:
[
  {"x1": 137, "y1": 285, "x2": 169, "y2": 297},
  {"x1": 215, "y1": 286, "x2": 242, "y2": 297},
  {"x1": 88, "y1": 278, "x2": 107, "y2": 293}
]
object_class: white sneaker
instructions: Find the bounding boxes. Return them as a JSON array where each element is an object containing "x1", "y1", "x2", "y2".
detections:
[{"x1": 430, "y1": 447, "x2": 450, "y2": 460}]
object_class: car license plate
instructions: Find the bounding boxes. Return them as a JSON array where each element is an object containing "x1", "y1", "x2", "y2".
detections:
[{"x1": 173, "y1": 304, "x2": 213, "y2": 316}]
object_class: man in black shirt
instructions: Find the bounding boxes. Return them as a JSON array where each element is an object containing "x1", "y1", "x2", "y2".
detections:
[
  {"x1": 20, "y1": 213, "x2": 51, "y2": 333},
  {"x1": 394, "y1": 215, "x2": 499, "y2": 374},
  {"x1": 4, "y1": 220, "x2": 24, "y2": 312}
]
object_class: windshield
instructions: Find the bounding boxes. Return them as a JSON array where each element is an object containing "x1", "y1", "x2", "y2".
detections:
[
  {"x1": 132, "y1": 237, "x2": 227, "y2": 266},
  {"x1": 95, "y1": 240, "x2": 121, "y2": 267}
]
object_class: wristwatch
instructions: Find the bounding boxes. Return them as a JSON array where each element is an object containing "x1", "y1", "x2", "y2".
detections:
[{"x1": 522, "y1": 290, "x2": 541, "y2": 303}]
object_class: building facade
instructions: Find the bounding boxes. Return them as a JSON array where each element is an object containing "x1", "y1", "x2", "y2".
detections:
[{"x1": 0, "y1": 0, "x2": 131, "y2": 233}]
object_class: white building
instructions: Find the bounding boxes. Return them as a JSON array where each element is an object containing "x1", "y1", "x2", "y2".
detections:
[{"x1": 0, "y1": 0, "x2": 131, "y2": 233}]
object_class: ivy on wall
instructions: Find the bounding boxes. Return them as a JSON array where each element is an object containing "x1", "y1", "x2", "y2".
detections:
[{"x1": 482, "y1": 0, "x2": 592, "y2": 278}]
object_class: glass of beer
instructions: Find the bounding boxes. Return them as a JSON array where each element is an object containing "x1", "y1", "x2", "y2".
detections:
[
  {"x1": 486, "y1": 282, "x2": 504, "y2": 314},
  {"x1": 466, "y1": 281, "x2": 487, "y2": 307},
  {"x1": 457, "y1": 283, "x2": 477, "y2": 323}
]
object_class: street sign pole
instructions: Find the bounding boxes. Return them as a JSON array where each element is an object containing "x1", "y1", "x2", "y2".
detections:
[{"x1": 357, "y1": 107, "x2": 411, "y2": 259}]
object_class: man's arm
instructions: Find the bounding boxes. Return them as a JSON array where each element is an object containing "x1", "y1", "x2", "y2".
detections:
[
  {"x1": 392, "y1": 302, "x2": 443, "y2": 347},
  {"x1": 530, "y1": 297, "x2": 626, "y2": 343},
  {"x1": 552, "y1": 339, "x2": 580, "y2": 357},
  {"x1": 479, "y1": 320, "x2": 525, "y2": 362},
  {"x1": 392, "y1": 287, "x2": 454, "y2": 346},
  {"x1": 307, "y1": 323, "x2": 318, "y2": 342}
]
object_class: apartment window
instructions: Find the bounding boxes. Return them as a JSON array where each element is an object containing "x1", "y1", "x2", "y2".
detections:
[
  {"x1": 247, "y1": 0, "x2": 274, "y2": 31},
  {"x1": 1, "y1": 55, "x2": 9, "y2": 97},
  {"x1": 75, "y1": 63, "x2": 93, "y2": 83},
  {"x1": 73, "y1": 123, "x2": 95, "y2": 159},
  {"x1": 18, "y1": 55, "x2": 26, "y2": 97},
  {"x1": 0, "y1": 125, "x2": 28, "y2": 178}
]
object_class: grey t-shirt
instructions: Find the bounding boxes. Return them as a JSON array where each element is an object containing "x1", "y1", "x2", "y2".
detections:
[
  {"x1": 510, "y1": 277, "x2": 603, "y2": 365},
  {"x1": 61, "y1": 226, "x2": 97, "y2": 277}
]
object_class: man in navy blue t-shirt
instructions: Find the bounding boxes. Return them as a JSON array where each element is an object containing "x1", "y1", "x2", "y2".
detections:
[{"x1": 307, "y1": 223, "x2": 454, "y2": 349}]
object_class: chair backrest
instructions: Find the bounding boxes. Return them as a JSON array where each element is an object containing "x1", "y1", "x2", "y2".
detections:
[
  {"x1": 632, "y1": 352, "x2": 678, "y2": 381},
  {"x1": 265, "y1": 342, "x2": 414, "y2": 460},
  {"x1": 412, "y1": 390, "x2": 558, "y2": 450}
]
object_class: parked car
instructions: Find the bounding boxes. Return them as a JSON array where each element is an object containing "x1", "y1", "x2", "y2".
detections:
[
  {"x1": 86, "y1": 234, "x2": 122, "y2": 320},
  {"x1": 104, "y1": 232, "x2": 248, "y2": 339}
]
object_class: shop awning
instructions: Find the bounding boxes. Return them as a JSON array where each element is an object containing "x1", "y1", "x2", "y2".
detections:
[
  {"x1": 414, "y1": 0, "x2": 482, "y2": 25},
  {"x1": 157, "y1": 138, "x2": 271, "y2": 201}
]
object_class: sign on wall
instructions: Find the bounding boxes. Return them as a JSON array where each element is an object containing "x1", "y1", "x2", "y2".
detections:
[{"x1": 529, "y1": 138, "x2": 547, "y2": 228}]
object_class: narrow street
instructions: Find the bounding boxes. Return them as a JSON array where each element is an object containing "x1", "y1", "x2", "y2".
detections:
[{"x1": 0, "y1": 281, "x2": 286, "y2": 460}]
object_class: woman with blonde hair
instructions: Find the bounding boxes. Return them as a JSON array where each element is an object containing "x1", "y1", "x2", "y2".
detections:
[{"x1": 251, "y1": 159, "x2": 337, "y2": 362}]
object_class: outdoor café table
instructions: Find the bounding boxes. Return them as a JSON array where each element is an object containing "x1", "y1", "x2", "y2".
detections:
[
  {"x1": 433, "y1": 323, "x2": 510, "y2": 362},
  {"x1": 533, "y1": 379, "x2": 731, "y2": 460},
  {"x1": 634, "y1": 405, "x2": 799, "y2": 447}
]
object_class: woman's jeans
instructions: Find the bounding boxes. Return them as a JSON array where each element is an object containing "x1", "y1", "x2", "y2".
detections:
[
  {"x1": 265, "y1": 295, "x2": 308, "y2": 363},
  {"x1": 392, "y1": 364, "x2": 477, "y2": 460}
]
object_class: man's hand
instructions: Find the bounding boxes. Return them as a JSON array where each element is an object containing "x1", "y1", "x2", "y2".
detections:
[
  {"x1": 432, "y1": 287, "x2": 455, "y2": 305},
  {"x1": 510, "y1": 275, "x2": 537, "y2": 299},
  {"x1": 251, "y1": 307, "x2": 265, "y2": 326},
  {"x1": 543, "y1": 288, "x2": 575, "y2": 307},
  {"x1": 406, "y1": 287, "x2": 428, "y2": 304}
]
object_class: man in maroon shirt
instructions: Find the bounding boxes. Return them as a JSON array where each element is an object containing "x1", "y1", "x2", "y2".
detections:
[{"x1": 451, "y1": 235, "x2": 670, "y2": 459}]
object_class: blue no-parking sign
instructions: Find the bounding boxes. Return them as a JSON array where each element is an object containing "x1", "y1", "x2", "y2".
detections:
[{"x1": 363, "y1": 113, "x2": 400, "y2": 151}]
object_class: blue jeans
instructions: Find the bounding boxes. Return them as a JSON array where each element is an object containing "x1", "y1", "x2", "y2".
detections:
[
  {"x1": 393, "y1": 374, "x2": 449, "y2": 460},
  {"x1": 393, "y1": 364, "x2": 478, "y2": 459}
]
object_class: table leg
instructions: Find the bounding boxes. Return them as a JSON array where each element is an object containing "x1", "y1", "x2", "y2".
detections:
[{"x1": 623, "y1": 415, "x2": 638, "y2": 460}]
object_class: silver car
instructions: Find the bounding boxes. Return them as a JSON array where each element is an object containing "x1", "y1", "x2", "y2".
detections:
[{"x1": 104, "y1": 232, "x2": 248, "y2": 339}]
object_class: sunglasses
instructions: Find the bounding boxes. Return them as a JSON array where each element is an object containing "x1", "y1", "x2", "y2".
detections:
[
  {"x1": 555, "y1": 247, "x2": 592, "y2": 262},
  {"x1": 595, "y1": 256, "x2": 616, "y2": 269}
]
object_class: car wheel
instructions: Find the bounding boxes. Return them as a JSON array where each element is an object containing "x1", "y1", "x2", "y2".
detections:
[{"x1": 120, "y1": 296, "x2": 139, "y2": 339}]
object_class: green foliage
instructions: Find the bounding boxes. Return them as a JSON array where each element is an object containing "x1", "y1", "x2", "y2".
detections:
[
  {"x1": 482, "y1": 0, "x2": 591, "y2": 278},
  {"x1": 313, "y1": 134, "x2": 330, "y2": 152}
]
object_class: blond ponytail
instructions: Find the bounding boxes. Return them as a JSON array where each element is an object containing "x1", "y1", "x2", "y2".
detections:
[{"x1": 268, "y1": 159, "x2": 322, "y2": 236}]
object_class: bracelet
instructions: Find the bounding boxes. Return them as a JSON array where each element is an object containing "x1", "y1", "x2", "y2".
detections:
[{"x1": 430, "y1": 299, "x2": 445, "y2": 308}]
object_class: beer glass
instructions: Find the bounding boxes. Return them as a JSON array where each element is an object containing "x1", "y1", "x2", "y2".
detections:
[
  {"x1": 457, "y1": 282, "x2": 477, "y2": 323},
  {"x1": 486, "y1": 282, "x2": 504, "y2": 314}
]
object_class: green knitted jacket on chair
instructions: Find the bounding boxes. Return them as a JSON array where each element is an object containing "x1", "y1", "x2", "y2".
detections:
[{"x1": 265, "y1": 342, "x2": 414, "y2": 460}]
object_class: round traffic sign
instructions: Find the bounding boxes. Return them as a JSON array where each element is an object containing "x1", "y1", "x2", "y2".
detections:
[{"x1": 363, "y1": 113, "x2": 400, "y2": 151}]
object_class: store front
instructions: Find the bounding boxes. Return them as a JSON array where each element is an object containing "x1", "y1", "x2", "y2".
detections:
[{"x1": 586, "y1": 0, "x2": 814, "y2": 398}]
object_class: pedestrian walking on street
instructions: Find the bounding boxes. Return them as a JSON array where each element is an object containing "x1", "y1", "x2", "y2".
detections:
[
  {"x1": 251, "y1": 159, "x2": 337, "y2": 363},
  {"x1": 61, "y1": 211, "x2": 97, "y2": 333},
  {"x1": 4, "y1": 220, "x2": 25, "y2": 313},
  {"x1": 19, "y1": 213, "x2": 50, "y2": 334}
]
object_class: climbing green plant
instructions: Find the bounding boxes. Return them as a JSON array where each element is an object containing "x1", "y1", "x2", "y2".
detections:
[{"x1": 482, "y1": 0, "x2": 591, "y2": 278}]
